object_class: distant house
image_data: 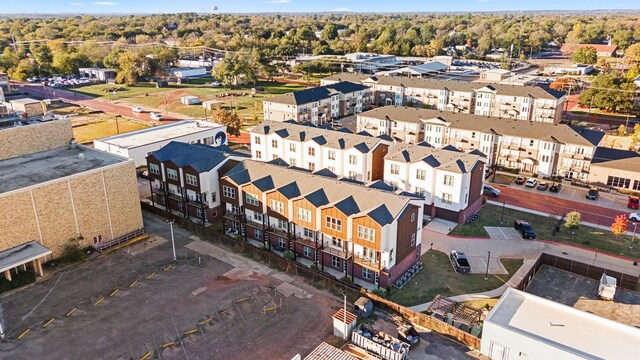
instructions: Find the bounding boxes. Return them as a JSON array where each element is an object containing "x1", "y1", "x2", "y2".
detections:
[
  {"x1": 9, "y1": 98, "x2": 45, "y2": 118},
  {"x1": 79, "y1": 68, "x2": 116, "y2": 82},
  {"x1": 560, "y1": 43, "x2": 618, "y2": 57},
  {"x1": 479, "y1": 69, "x2": 512, "y2": 83}
]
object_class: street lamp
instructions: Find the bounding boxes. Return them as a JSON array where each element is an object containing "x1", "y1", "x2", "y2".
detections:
[
  {"x1": 342, "y1": 291, "x2": 348, "y2": 341},
  {"x1": 485, "y1": 251, "x2": 491, "y2": 280},
  {"x1": 168, "y1": 219, "x2": 176, "y2": 261},
  {"x1": 630, "y1": 223, "x2": 638, "y2": 250}
]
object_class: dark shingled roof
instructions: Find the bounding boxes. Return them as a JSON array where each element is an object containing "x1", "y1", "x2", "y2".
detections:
[
  {"x1": 276, "y1": 182, "x2": 301, "y2": 199},
  {"x1": 313, "y1": 168, "x2": 339, "y2": 178},
  {"x1": 569, "y1": 126, "x2": 605, "y2": 146},
  {"x1": 367, "y1": 180, "x2": 395, "y2": 192},
  {"x1": 266, "y1": 81, "x2": 370, "y2": 105},
  {"x1": 363, "y1": 205, "x2": 394, "y2": 226},
  {"x1": 267, "y1": 157, "x2": 290, "y2": 167},
  {"x1": 149, "y1": 141, "x2": 245, "y2": 173},
  {"x1": 304, "y1": 189, "x2": 330, "y2": 207},
  {"x1": 334, "y1": 196, "x2": 361, "y2": 216},
  {"x1": 252, "y1": 176, "x2": 275, "y2": 192},
  {"x1": 385, "y1": 143, "x2": 483, "y2": 174},
  {"x1": 591, "y1": 147, "x2": 640, "y2": 164}
]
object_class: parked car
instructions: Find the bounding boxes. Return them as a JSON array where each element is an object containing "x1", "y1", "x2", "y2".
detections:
[
  {"x1": 525, "y1": 178, "x2": 537, "y2": 187},
  {"x1": 549, "y1": 182, "x2": 562, "y2": 192},
  {"x1": 514, "y1": 176, "x2": 526, "y2": 185},
  {"x1": 449, "y1": 251, "x2": 471, "y2": 273},
  {"x1": 536, "y1": 181, "x2": 549, "y2": 191},
  {"x1": 331, "y1": 119, "x2": 343, "y2": 127},
  {"x1": 586, "y1": 188, "x2": 599, "y2": 200},
  {"x1": 629, "y1": 213, "x2": 640, "y2": 222},
  {"x1": 483, "y1": 184, "x2": 501, "y2": 197},
  {"x1": 514, "y1": 220, "x2": 537, "y2": 239},
  {"x1": 132, "y1": 106, "x2": 144, "y2": 113},
  {"x1": 150, "y1": 112, "x2": 162, "y2": 120}
]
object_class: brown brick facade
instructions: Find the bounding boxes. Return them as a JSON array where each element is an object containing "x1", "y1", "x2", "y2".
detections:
[{"x1": 0, "y1": 119, "x2": 74, "y2": 161}]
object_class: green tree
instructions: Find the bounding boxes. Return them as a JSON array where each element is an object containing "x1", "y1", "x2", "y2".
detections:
[
  {"x1": 9, "y1": 58, "x2": 38, "y2": 81},
  {"x1": 212, "y1": 52, "x2": 257, "y2": 86},
  {"x1": 115, "y1": 50, "x2": 144, "y2": 86},
  {"x1": 571, "y1": 46, "x2": 597, "y2": 64},
  {"x1": 52, "y1": 52, "x2": 91, "y2": 75},
  {"x1": 321, "y1": 22, "x2": 338, "y2": 41},
  {"x1": 611, "y1": 30, "x2": 633, "y2": 50},
  {"x1": 624, "y1": 43, "x2": 640, "y2": 65},
  {"x1": 212, "y1": 106, "x2": 242, "y2": 137},
  {"x1": 564, "y1": 211, "x2": 582, "y2": 230},
  {"x1": 618, "y1": 124, "x2": 627, "y2": 136}
]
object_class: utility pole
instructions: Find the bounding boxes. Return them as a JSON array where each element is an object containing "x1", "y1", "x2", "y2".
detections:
[
  {"x1": 342, "y1": 291, "x2": 348, "y2": 341},
  {"x1": 485, "y1": 251, "x2": 491, "y2": 280},
  {"x1": 501, "y1": 201, "x2": 506, "y2": 224},
  {"x1": 169, "y1": 219, "x2": 176, "y2": 261},
  {"x1": 115, "y1": 115, "x2": 121, "y2": 134}
]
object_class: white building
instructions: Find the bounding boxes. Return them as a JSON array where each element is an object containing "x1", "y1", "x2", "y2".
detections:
[
  {"x1": 169, "y1": 67, "x2": 208, "y2": 78},
  {"x1": 357, "y1": 106, "x2": 603, "y2": 180},
  {"x1": 250, "y1": 121, "x2": 391, "y2": 183},
  {"x1": 345, "y1": 53, "x2": 399, "y2": 74},
  {"x1": 383, "y1": 143, "x2": 486, "y2": 223},
  {"x1": 94, "y1": 120, "x2": 227, "y2": 167},
  {"x1": 79, "y1": 68, "x2": 116, "y2": 82},
  {"x1": 481, "y1": 288, "x2": 640, "y2": 360}
]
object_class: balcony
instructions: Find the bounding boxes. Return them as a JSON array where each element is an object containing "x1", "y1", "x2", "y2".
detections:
[
  {"x1": 167, "y1": 192, "x2": 185, "y2": 202},
  {"x1": 245, "y1": 219, "x2": 265, "y2": 229},
  {"x1": 186, "y1": 196, "x2": 208, "y2": 208},
  {"x1": 266, "y1": 225, "x2": 294, "y2": 239},
  {"x1": 223, "y1": 211, "x2": 246, "y2": 222},
  {"x1": 353, "y1": 255, "x2": 383, "y2": 270},
  {"x1": 293, "y1": 235, "x2": 323, "y2": 249},
  {"x1": 501, "y1": 143, "x2": 525, "y2": 151},
  {"x1": 152, "y1": 187, "x2": 167, "y2": 196},
  {"x1": 322, "y1": 243, "x2": 351, "y2": 259}
]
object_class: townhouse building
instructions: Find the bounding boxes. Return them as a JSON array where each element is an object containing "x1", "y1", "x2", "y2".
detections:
[
  {"x1": 250, "y1": 120, "x2": 391, "y2": 183},
  {"x1": 384, "y1": 143, "x2": 486, "y2": 223},
  {"x1": 358, "y1": 106, "x2": 603, "y2": 180},
  {"x1": 219, "y1": 160, "x2": 424, "y2": 287},
  {"x1": 262, "y1": 81, "x2": 372, "y2": 125},
  {"x1": 146, "y1": 141, "x2": 247, "y2": 224},
  {"x1": 322, "y1": 74, "x2": 565, "y2": 123}
]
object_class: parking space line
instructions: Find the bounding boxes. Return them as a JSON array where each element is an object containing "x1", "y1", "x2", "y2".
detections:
[
  {"x1": 183, "y1": 329, "x2": 198, "y2": 335},
  {"x1": 66, "y1": 307, "x2": 78, "y2": 317},
  {"x1": 163, "y1": 264, "x2": 173, "y2": 272},
  {"x1": 146, "y1": 272, "x2": 156, "y2": 280},
  {"x1": 498, "y1": 228, "x2": 507, "y2": 239},
  {"x1": 110, "y1": 288, "x2": 120, "y2": 297},
  {"x1": 129, "y1": 280, "x2": 139, "y2": 288},
  {"x1": 17, "y1": 328, "x2": 31, "y2": 340},
  {"x1": 43, "y1": 317, "x2": 55, "y2": 328},
  {"x1": 94, "y1": 297, "x2": 105, "y2": 306},
  {"x1": 140, "y1": 352, "x2": 152, "y2": 360},
  {"x1": 162, "y1": 342, "x2": 176, "y2": 348},
  {"x1": 198, "y1": 317, "x2": 213, "y2": 325}
]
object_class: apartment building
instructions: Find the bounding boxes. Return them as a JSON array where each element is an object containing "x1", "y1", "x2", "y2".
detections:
[
  {"x1": 250, "y1": 120, "x2": 391, "y2": 182},
  {"x1": 219, "y1": 160, "x2": 424, "y2": 287},
  {"x1": 322, "y1": 75, "x2": 565, "y2": 123},
  {"x1": 262, "y1": 81, "x2": 372, "y2": 124},
  {"x1": 146, "y1": 141, "x2": 247, "y2": 224},
  {"x1": 384, "y1": 143, "x2": 486, "y2": 223},
  {"x1": 358, "y1": 106, "x2": 603, "y2": 180}
]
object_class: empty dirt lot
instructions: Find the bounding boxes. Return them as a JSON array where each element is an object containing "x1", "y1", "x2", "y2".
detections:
[{"x1": 0, "y1": 214, "x2": 340, "y2": 359}]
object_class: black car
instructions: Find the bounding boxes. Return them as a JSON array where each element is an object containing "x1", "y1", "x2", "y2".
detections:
[
  {"x1": 514, "y1": 220, "x2": 537, "y2": 239},
  {"x1": 514, "y1": 176, "x2": 526, "y2": 185},
  {"x1": 450, "y1": 251, "x2": 471, "y2": 273},
  {"x1": 586, "y1": 188, "x2": 599, "y2": 200},
  {"x1": 549, "y1": 182, "x2": 562, "y2": 192}
]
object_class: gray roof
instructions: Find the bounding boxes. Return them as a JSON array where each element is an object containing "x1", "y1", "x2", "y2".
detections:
[
  {"x1": 591, "y1": 147, "x2": 640, "y2": 172},
  {"x1": 385, "y1": 142, "x2": 483, "y2": 174},
  {"x1": 222, "y1": 160, "x2": 417, "y2": 226},
  {"x1": 359, "y1": 76, "x2": 564, "y2": 99},
  {"x1": 360, "y1": 106, "x2": 597, "y2": 147},
  {"x1": 150, "y1": 141, "x2": 245, "y2": 173},
  {"x1": 252, "y1": 120, "x2": 388, "y2": 153},
  {"x1": 322, "y1": 73, "x2": 371, "y2": 83},
  {"x1": 0, "y1": 241, "x2": 52, "y2": 273},
  {"x1": 265, "y1": 81, "x2": 369, "y2": 105}
]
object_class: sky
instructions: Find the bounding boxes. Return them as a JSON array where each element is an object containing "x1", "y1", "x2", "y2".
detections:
[{"x1": 2, "y1": 0, "x2": 639, "y2": 14}]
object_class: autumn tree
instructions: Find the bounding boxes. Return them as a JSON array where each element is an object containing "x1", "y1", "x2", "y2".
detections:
[
  {"x1": 624, "y1": 43, "x2": 640, "y2": 65},
  {"x1": 564, "y1": 211, "x2": 582, "y2": 230},
  {"x1": 611, "y1": 215, "x2": 628, "y2": 236},
  {"x1": 550, "y1": 78, "x2": 577, "y2": 92},
  {"x1": 571, "y1": 46, "x2": 597, "y2": 64},
  {"x1": 212, "y1": 106, "x2": 242, "y2": 137},
  {"x1": 115, "y1": 50, "x2": 144, "y2": 86}
]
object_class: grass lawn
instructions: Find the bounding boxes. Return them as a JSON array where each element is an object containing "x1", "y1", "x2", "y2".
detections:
[
  {"x1": 386, "y1": 250, "x2": 523, "y2": 307},
  {"x1": 450, "y1": 204, "x2": 640, "y2": 259},
  {"x1": 491, "y1": 173, "x2": 517, "y2": 186},
  {"x1": 72, "y1": 80, "x2": 308, "y2": 124}
]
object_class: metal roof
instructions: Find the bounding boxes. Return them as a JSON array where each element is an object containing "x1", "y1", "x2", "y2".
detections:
[{"x1": 0, "y1": 241, "x2": 51, "y2": 273}]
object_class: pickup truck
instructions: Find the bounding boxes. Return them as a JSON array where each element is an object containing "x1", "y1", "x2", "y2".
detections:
[
  {"x1": 514, "y1": 220, "x2": 536, "y2": 239},
  {"x1": 450, "y1": 250, "x2": 471, "y2": 273}
]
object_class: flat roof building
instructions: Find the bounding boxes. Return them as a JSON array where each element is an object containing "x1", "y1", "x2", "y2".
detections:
[
  {"x1": 94, "y1": 120, "x2": 227, "y2": 167},
  {"x1": 481, "y1": 288, "x2": 640, "y2": 360}
]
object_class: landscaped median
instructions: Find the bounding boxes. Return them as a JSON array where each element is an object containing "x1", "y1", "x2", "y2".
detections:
[
  {"x1": 450, "y1": 204, "x2": 640, "y2": 259},
  {"x1": 386, "y1": 250, "x2": 523, "y2": 307}
]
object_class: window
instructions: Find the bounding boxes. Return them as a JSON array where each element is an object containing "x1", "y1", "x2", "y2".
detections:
[
  {"x1": 196, "y1": 208, "x2": 203, "y2": 218},
  {"x1": 416, "y1": 169, "x2": 426, "y2": 180},
  {"x1": 297, "y1": 208, "x2": 312, "y2": 222},
  {"x1": 271, "y1": 139, "x2": 278, "y2": 148},
  {"x1": 255, "y1": 150, "x2": 262, "y2": 159},
  {"x1": 253, "y1": 212, "x2": 263, "y2": 222},
  {"x1": 442, "y1": 193, "x2": 453, "y2": 204},
  {"x1": 389, "y1": 181, "x2": 399, "y2": 190},
  {"x1": 149, "y1": 163, "x2": 160, "y2": 175},
  {"x1": 443, "y1": 175, "x2": 454, "y2": 186},
  {"x1": 348, "y1": 171, "x2": 358, "y2": 180},
  {"x1": 254, "y1": 136, "x2": 261, "y2": 145},
  {"x1": 415, "y1": 187, "x2": 425, "y2": 196},
  {"x1": 290, "y1": 158, "x2": 297, "y2": 166},
  {"x1": 357, "y1": 225, "x2": 375, "y2": 241},
  {"x1": 328, "y1": 151, "x2": 336, "y2": 160},
  {"x1": 411, "y1": 233, "x2": 416, "y2": 246},
  {"x1": 529, "y1": 140, "x2": 534, "y2": 147},
  {"x1": 326, "y1": 216, "x2": 342, "y2": 232},
  {"x1": 328, "y1": 166, "x2": 336, "y2": 173},
  {"x1": 223, "y1": 185, "x2": 236, "y2": 199},
  {"x1": 607, "y1": 176, "x2": 631, "y2": 188},
  {"x1": 289, "y1": 143, "x2": 296, "y2": 152},
  {"x1": 185, "y1": 174, "x2": 198, "y2": 186},
  {"x1": 167, "y1": 168, "x2": 178, "y2": 180},
  {"x1": 332, "y1": 256, "x2": 341, "y2": 268},
  {"x1": 246, "y1": 192, "x2": 259, "y2": 206},
  {"x1": 303, "y1": 246, "x2": 311, "y2": 257},
  {"x1": 255, "y1": 229, "x2": 262, "y2": 239},
  {"x1": 411, "y1": 213, "x2": 415, "y2": 222},
  {"x1": 540, "y1": 155, "x2": 550, "y2": 163},
  {"x1": 278, "y1": 237, "x2": 286, "y2": 249},
  {"x1": 272, "y1": 155, "x2": 279, "y2": 160},
  {"x1": 348, "y1": 155, "x2": 357, "y2": 165},
  {"x1": 270, "y1": 199, "x2": 284, "y2": 213},
  {"x1": 633, "y1": 180, "x2": 640, "y2": 191},
  {"x1": 303, "y1": 227, "x2": 315, "y2": 238},
  {"x1": 362, "y1": 268, "x2": 372, "y2": 279},
  {"x1": 390, "y1": 164, "x2": 400, "y2": 175},
  {"x1": 308, "y1": 147, "x2": 315, "y2": 156},
  {"x1": 211, "y1": 192, "x2": 216, "y2": 202},
  {"x1": 309, "y1": 162, "x2": 315, "y2": 171}
]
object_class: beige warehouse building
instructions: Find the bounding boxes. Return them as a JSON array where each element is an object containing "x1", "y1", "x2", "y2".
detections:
[{"x1": 0, "y1": 120, "x2": 144, "y2": 278}]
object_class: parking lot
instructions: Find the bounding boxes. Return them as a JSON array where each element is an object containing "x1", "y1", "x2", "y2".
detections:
[
  {"x1": 0, "y1": 213, "x2": 339, "y2": 359},
  {"x1": 485, "y1": 226, "x2": 522, "y2": 240}
]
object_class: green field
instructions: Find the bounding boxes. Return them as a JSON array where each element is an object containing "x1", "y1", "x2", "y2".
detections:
[
  {"x1": 72, "y1": 80, "x2": 307, "y2": 125},
  {"x1": 451, "y1": 204, "x2": 640, "y2": 258},
  {"x1": 386, "y1": 250, "x2": 523, "y2": 307}
]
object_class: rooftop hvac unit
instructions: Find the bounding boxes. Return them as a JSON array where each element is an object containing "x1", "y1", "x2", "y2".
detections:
[{"x1": 78, "y1": 153, "x2": 85, "y2": 160}]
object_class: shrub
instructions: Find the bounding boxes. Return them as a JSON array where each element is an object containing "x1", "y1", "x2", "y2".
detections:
[
  {"x1": 371, "y1": 289, "x2": 387, "y2": 298},
  {"x1": 310, "y1": 263, "x2": 319, "y2": 270},
  {"x1": 283, "y1": 250, "x2": 295, "y2": 261},
  {"x1": 60, "y1": 237, "x2": 86, "y2": 263},
  {"x1": 340, "y1": 275, "x2": 353, "y2": 283}
]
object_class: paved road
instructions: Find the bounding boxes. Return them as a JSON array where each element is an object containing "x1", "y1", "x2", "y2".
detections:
[{"x1": 494, "y1": 185, "x2": 625, "y2": 226}]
